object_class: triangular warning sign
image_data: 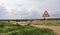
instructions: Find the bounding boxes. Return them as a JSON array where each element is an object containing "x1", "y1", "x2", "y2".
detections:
[{"x1": 42, "y1": 10, "x2": 50, "y2": 17}]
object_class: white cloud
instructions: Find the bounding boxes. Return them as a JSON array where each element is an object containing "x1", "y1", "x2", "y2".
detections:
[{"x1": 0, "y1": 0, "x2": 60, "y2": 19}]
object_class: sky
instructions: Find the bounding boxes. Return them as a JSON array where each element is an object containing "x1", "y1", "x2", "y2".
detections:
[{"x1": 0, "y1": 0, "x2": 60, "y2": 19}]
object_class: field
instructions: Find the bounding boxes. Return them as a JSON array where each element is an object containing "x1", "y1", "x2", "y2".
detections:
[{"x1": 0, "y1": 21, "x2": 57, "y2": 35}]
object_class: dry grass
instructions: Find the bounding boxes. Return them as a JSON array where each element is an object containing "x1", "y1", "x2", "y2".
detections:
[{"x1": 31, "y1": 25, "x2": 60, "y2": 35}]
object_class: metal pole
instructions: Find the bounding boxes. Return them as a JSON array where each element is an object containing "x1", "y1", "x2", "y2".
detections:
[
  {"x1": 44, "y1": 17, "x2": 48, "y2": 28},
  {"x1": 46, "y1": 18, "x2": 48, "y2": 28},
  {"x1": 43, "y1": 17, "x2": 45, "y2": 25}
]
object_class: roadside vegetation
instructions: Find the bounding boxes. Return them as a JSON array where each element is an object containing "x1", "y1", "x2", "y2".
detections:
[{"x1": 0, "y1": 21, "x2": 57, "y2": 35}]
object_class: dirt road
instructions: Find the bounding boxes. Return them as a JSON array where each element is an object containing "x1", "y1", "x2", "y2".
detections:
[{"x1": 31, "y1": 25, "x2": 60, "y2": 35}]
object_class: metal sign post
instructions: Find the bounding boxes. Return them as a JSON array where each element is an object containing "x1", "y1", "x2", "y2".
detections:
[
  {"x1": 43, "y1": 17, "x2": 47, "y2": 28},
  {"x1": 42, "y1": 10, "x2": 50, "y2": 28}
]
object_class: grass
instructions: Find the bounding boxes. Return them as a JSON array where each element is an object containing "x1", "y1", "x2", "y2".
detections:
[
  {"x1": 31, "y1": 21, "x2": 60, "y2": 26},
  {"x1": 43, "y1": 22, "x2": 60, "y2": 26},
  {"x1": 0, "y1": 21, "x2": 57, "y2": 35}
]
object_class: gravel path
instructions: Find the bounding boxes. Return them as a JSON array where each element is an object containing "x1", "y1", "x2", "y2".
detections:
[{"x1": 31, "y1": 25, "x2": 60, "y2": 35}]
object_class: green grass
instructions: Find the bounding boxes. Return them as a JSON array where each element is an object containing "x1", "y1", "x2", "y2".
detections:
[{"x1": 0, "y1": 21, "x2": 57, "y2": 35}]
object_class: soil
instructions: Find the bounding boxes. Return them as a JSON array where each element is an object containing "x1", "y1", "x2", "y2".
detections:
[{"x1": 31, "y1": 25, "x2": 60, "y2": 35}]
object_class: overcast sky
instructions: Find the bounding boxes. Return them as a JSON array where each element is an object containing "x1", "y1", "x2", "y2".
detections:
[{"x1": 0, "y1": 0, "x2": 60, "y2": 19}]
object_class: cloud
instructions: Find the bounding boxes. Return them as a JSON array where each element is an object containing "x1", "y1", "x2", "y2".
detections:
[
  {"x1": 0, "y1": 0, "x2": 60, "y2": 19},
  {"x1": 51, "y1": 10, "x2": 60, "y2": 18},
  {"x1": 0, "y1": 5, "x2": 7, "y2": 19}
]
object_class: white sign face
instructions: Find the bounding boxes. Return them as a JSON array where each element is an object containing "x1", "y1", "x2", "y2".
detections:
[{"x1": 42, "y1": 10, "x2": 50, "y2": 17}]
